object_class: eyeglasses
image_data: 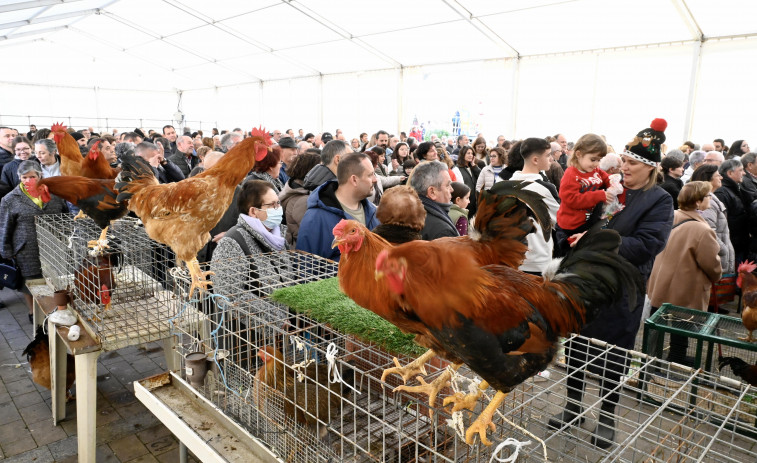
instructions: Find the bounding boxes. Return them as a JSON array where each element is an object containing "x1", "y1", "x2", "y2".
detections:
[
  {"x1": 260, "y1": 200, "x2": 281, "y2": 209},
  {"x1": 15, "y1": 147, "x2": 31, "y2": 152}
]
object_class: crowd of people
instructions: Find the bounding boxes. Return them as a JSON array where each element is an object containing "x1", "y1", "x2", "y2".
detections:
[{"x1": 1, "y1": 120, "x2": 756, "y2": 447}]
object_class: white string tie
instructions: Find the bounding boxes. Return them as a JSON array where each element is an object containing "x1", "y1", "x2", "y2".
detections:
[
  {"x1": 325, "y1": 343, "x2": 361, "y2": 395},
  {"x1": 489, "y1": 438, "x2": 532, "y2": 463},
  {"x1": 448, "y1": 410, "x2": 466, "y2": 440}
]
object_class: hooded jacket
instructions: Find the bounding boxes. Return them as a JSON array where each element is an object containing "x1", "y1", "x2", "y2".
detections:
[
  {"x1": 295, "y1": 180, "x2": 379, "y2": 261},
  {"x1": 302, "y1": 164, "x2": 336, "y2": 191}
]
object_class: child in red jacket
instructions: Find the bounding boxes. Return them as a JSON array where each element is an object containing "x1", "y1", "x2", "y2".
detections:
[{"x1": 555, "y1": 134, "x2": 614, "y2": 256}]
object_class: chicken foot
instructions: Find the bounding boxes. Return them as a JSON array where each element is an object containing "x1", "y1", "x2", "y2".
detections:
[
  {"x1": 738, "y1": 331, "x2": 755, "y2": 343},
  {"x1": 73, "y1": 210, "x2": 87, "y2": 220},
  {"x1": 393, "y1": 364, "x2": 462, "y2": 417},
  {"x1": 465, "y1": 390, "x2": 508, "y2": 446},
  {"x1": 87, "y1": 227, "x2": 110, "y2": 253},
  {"x1": 380, "y1": 349, "x2": 436, "y2": 385},
  {"x1": 186, "y1": 258, "x2": 214, "y2": 297},
  {"x1": 444, "y1": 380, "x2": 490, "y2": 413}
]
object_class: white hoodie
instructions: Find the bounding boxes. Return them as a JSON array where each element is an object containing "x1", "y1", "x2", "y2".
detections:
[{"x1": 508, "y1": 171, "x2": 559, "y2": 274}]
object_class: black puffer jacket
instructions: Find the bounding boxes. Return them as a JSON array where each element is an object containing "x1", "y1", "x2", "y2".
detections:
[{"x1": 714, "y1": 176, "x2": 750, "y2": 255}]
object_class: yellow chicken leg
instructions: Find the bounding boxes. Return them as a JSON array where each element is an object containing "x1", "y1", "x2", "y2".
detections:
[
  {"x1": 739, "y1": 330, "x2": 755, "y2": 343},
  {"x1": 87, "y1": 227, "x2": 110, "y2": 251},
  {"x1": 381, "y1": 349, "x2": 436, "y2": 385},
  {"x1": 186, "y1": 258, "x2": 214, "y2": 297},
  {"x1": 465, "y1": 391, "x2": 508, "y2": 446},
  {"x1": 393, "y1": 364, "x2": 462, "y2": 416},
  {"x1": 444, "y1": 380, "x2": 490, "y2": 413}
]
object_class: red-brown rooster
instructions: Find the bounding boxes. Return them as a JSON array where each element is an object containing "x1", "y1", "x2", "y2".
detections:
[
  {"x1": 52, "y1": 123, "x2": 84, "y2": 177},
  {"x1": 23, "y1": 326, "x2": 76, "y2": 399},
  {"x1": 74, "y1": 250, "x2": 120, "y2": 321},
  {"x1": 374, "y1": 221, "x2": 642, "y2": 445},
  {"x1": 115, "y1": 128, "x2": 271, "y2": 296},
  {"x1": 332, "y1": 182, "x2": 552, "y2": 409},
  {"x1": 29, "y1": 176, "x2": 127, "y2": 252},
  {"x1": 80, "y1": 140, "x2": 120, "y2": 180},
  {"x1": 736, "y1": 260, "x2": 757, "y2": 342}
]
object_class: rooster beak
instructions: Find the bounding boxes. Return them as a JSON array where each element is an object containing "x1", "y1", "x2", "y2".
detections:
[
  {"x1": 331, "y1": 237, "x2": 341, "y2": 249},
  {"x1": 374, "y1": 270, "x2": 384, "y2": 281}
]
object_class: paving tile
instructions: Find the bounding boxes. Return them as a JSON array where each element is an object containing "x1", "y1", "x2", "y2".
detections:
[
  {"x1": 0, "y1": 445, "x2": 53, "y2": 463},
  {"x1": 144, "y1": 436, "x2": 178, "y2": 456},
  {"x1": 0, "y1": 418, "x2": 30, "y2": 444},
  {"x1": 123, "y1": 453, "x2": 160, "y2": 463},
  {"x1": 6, "y1": 377, "x2": 35, "y2": 396},
  {"x1": 96, "y1": 444, "x2": 121, "y2": 463},
  {"x1": 47, "y1": 435, "x2": 78, "y2": 460},
  {"x1": 0, "y1": 391, "x2": 11, "y2": 405},
  {"x1": 1, "y1": 435, "x2": 37, "y2": 458},
  {"x1": 56, "y1": 456, "x2": 79, "y2": 463},
  {"x1": 136, "y1": 424, "x2": 173, "y2": 445},
  {"x1": 28, "y1": 417, "x2": 68, "y2": 447},
  {"x1": 2, "y1": 364, "x2": 31, "y2": 383},
  {"x1": 109, "y1": 434, "x2": 149, "y2": 461},
  {"x1": 0, "y1": 403, "x2": 22, "y2": 427},
  {"x1": 106, "y1": 389, "x2": 138, "y2": 407},
  {"x1": 60, "y1": 417, "x2": 77, "y2": 437},
  {"x1": 18, "y1": 400, "x2": 52, "y2": 426},
  {"x1": 97, "y1": 406, "x2": 122, "y2": 427},
  {"x1": 116, "y1": 401, "x2": 149, "y2": 420},
  {"x1": 13, "y1": 389, "x2": 44, "y2": 409},
  {"x1": 131, "y1": 358, "x2": 160, "y2": 374}
]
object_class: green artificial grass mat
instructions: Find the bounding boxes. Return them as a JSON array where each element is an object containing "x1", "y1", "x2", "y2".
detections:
[{"x1": 271, "y1": 277, "x2": 425, "y2": 357}]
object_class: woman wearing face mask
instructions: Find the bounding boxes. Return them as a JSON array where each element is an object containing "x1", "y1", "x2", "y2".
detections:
[
  {"x1": 210, "y1": 180, "x2": 290, "y2": 304},
  {"x1": 0, "y1": 161, "x2": 68, "y2": 321}
]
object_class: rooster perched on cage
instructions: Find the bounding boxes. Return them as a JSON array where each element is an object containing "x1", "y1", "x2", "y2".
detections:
[
  {"x1": 29, "y1": 176, "x2": 128, "y2": 253},
  {"x1": 52, "y1": 123, "x2": 84, "y2": 177},
  {"x1": 254, "y1": 346, "x2": 355, "y2": 437},
  {"x1": 736, "y1": 261, "x2": 757, "y2": 342},
  {"x1": 74, "y1": 250, "x2": 120, "y2": 321},
  {"x1": 23, "y1": 326, "x2": 76, "y2": 400},
  {"x1": 332, "y1": 182, "x2": 552, "y2": 410},
  {"x1": 374, "y1": 221, "x2": 643, "y2": 445},
  {"x1": 115, "y1": 128, "x2": 272, "y2": 296}
]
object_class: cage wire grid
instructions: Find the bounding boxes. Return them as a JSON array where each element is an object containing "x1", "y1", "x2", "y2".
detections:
[
  {"x1": 641, "y1": 304, "x2": 757, "y2": 383},
  {"x1": 169, "y1": 250, "x2": 757, "y2": 463},
  {"x1": 36, "y1": 213, "x2": 184, "y2": 350}
]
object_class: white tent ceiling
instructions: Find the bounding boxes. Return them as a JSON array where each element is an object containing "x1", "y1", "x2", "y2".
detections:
[{"x1": 3, "y1": 0, "x2": 757, "y2": 91}]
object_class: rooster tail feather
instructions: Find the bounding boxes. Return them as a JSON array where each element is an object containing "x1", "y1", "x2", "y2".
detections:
[
  {"x1": 719, "y1": 356, "x2": 748, "y2": 375},
  {"x1": 551, "y1": 222, "x2": 644, "y2": 325},
  {"x1": 22, "y1": 325, "x2": 47, "y2": 360},
  {"x1": 115, "y1": 153, "x2": 157, "y2": 203},
  {"x1": 477, "y1": 181, "x2": 552, "y2": 243}
]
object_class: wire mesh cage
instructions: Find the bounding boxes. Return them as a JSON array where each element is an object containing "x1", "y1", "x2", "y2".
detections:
[
  {"x1": 167, "y1": 251, "x2": 757, "y2": 462},
  {"x1": 36, "y1": 212, "x2": 183, "y2": 350},
  {"x1": 643, "y1": 304, "x2": 757, "y2": 383}
]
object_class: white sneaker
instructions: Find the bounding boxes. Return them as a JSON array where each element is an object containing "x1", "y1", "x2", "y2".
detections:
[{"x1": 49, "y1": 308, "x2": 77, "y2": 326}]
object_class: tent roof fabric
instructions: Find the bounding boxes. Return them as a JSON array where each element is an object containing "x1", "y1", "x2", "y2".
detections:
[{"x1": 2, "y1": 0, "x2": 757, "y2": 91}]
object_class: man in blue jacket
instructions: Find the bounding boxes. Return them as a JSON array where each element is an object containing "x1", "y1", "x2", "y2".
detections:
[{"x1": 296, "y1": 151, "x2": 380, "y2": 261}]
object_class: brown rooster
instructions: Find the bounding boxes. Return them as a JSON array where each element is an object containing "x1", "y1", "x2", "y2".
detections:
[
  {"x1": 74, "y1": 251, "x2": 119, "y2": 321},
  {"x1": 737, "y1": 261, "x2": 757, "y2": 342},
  {"x1": 375, "y1": 221, "x2": 643, "y2": 445},
  {"x1": 30, "y1": 176, "x2": 128, "y2": 251},
  {"x1": 115, "y1": 128, "x2": 272, "y2": 296},
  {"x1": 80, "y1": 140, "x2": 120, "y2": 180},
  {"x1": 254, "y1": 346, "x2": 354, "y2": 437},
  {"x1": 332, "y1": 182, "x2": 552, "y2": 410},
  {"x1": 23, "y1": 326, "x2": 75, "y2": 399},
  {"x1": 52, "y1": 123, "x2": 83, "y2": 177}
]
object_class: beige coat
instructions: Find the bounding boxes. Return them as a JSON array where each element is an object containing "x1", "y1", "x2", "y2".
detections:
[{"x1": 648, "y1": 209, "x2": 722, "y2": 311}]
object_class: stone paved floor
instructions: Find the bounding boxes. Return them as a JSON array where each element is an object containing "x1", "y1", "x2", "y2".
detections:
[{"x1": 0, "y1": 287, "x2": 200, "y2": 462}]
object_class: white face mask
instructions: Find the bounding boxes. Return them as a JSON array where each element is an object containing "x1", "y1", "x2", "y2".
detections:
[{"x1": 262, "y1": 207, "x2": 283, "y2": 229}]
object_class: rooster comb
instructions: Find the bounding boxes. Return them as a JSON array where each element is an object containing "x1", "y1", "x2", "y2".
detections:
[
  {"x1": 51, "y1": 122, "x2": 67, "y2": 132},
  {"x1": 250, "y1": 126, "x2": 272, "y2": 145},
  {"x1": 738, "y1": 260, "x2": 757, "y2": 274}
]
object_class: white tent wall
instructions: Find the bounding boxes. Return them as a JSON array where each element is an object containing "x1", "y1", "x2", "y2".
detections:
[
  {"x1": 0, "y1": 82, "x2": 176, "y2": 134},
  {"x1": 181, "y1": 85, "x2": 262, "y2": 133}
]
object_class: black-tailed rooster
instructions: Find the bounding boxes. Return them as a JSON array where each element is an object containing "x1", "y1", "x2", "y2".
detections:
[{"x1": 374, "y1": 218, "x2": 643, "y2": 445}]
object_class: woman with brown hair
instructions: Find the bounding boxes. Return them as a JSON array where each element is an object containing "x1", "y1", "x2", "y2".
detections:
[
  {"x1": 476, "y1": 147, "x2": 505, "y2": 192},
  {"x1": 471, "y1": 136, "x2": 488, "y2": 167},
  {"x1": 451, "y1": 145, "x2": 481, "y2": 216}
]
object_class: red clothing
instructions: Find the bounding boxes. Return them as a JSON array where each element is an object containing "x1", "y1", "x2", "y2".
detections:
[{"x1": 557, "y1": 166, "x2": 610, "y2": 230}]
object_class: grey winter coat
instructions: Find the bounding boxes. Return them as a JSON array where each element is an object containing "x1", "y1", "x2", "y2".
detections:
[
  {"x1": 0, "y1": 187, "x2": 68, "y2": 277},
  {"x1": 210, "y1": 217, "x2": 290, "y2": 302},
  {"x1": 701, "y1": 194, "x2": 735, "y2": 274}
]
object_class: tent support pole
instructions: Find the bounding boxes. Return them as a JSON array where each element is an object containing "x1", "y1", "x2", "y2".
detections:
[{"x1": 682, "y1": 41, "x2": 702, "y2": 143}]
